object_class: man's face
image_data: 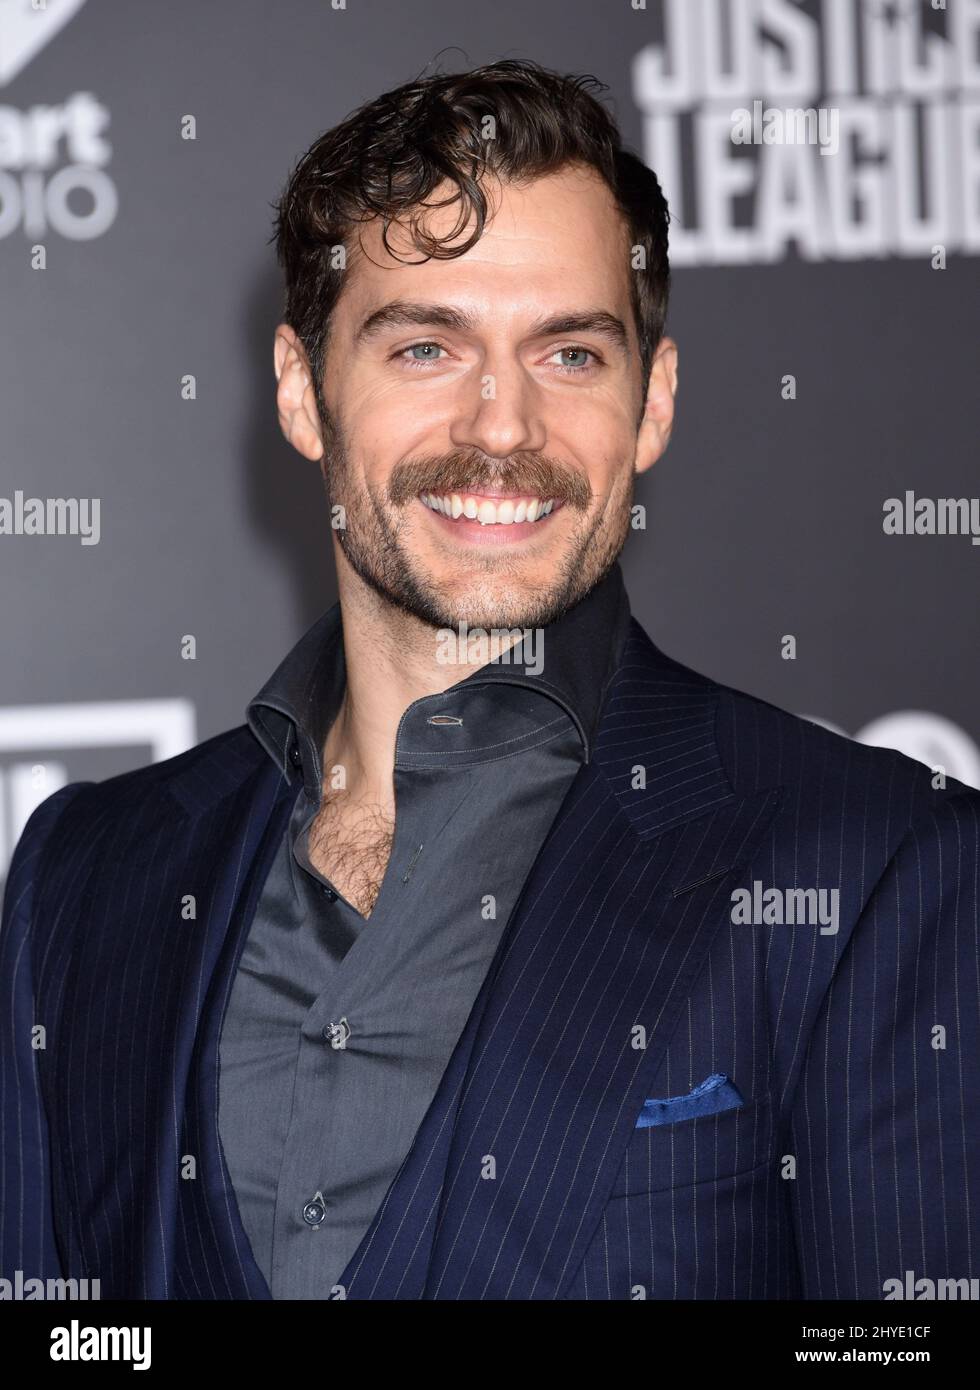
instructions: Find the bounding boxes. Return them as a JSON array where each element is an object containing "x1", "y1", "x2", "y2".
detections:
[{"x1": 281, "y1": 163, "x2": 675, "y2": 631}]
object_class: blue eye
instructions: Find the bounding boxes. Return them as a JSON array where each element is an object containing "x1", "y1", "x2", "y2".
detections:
[
  {"x1": 405, "y1": 342, "x2": 444, "y2": 362},
  {"x1": 550, "y1": 346, "x2": 597, "y2": 372}
]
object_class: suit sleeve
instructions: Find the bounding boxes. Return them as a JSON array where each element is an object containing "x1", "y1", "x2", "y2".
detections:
[
  {"x1": 789, "y1": 791, "x2": 980, "y2": 1299},
  {"x1": 0, "y1": 783, "x2": 89, "y2": 1284}
]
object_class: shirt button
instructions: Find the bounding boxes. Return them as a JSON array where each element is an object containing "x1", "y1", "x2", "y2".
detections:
[
  {"x1": 320, "y1": 884, "x2": 336, "y2": 900},
  {"x1": 289, "y1": 744, "x2": 301, "y2": 768},
  {"x1": 303, "y1": 1196, "x2": 326, "y2": 1228},
  {"x1": 322, "y1": 1017, "x2": 351, "y2": 1049}
]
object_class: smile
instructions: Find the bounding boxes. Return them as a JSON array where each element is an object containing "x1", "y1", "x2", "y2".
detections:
[{"x1": 420, "y1": 492, "x2": 557, "y2": 525}]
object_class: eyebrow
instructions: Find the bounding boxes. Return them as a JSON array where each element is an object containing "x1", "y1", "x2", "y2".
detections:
[{"x1": 354, "y1": 300, "x2": 631, "y2": 354}]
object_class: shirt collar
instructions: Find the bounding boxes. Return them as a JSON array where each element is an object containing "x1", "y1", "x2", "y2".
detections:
[{"x1": 246, "y1": 561, "x2": 632, "y2": 799}]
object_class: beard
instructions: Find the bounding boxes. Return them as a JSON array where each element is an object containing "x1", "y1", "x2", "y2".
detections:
[{"x1": 319, "y1": 411, "x2": 634, "y2": 632}]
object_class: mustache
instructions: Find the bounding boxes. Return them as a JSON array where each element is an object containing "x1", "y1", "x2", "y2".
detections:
[{"x1": 387, "y1": 451, "x2": 593, "y2": 511}]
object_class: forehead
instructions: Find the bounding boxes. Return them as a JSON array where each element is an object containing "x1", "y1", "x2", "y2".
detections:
[{"x1": 338, "y1": 164, "x2": 633, "y2": 325}]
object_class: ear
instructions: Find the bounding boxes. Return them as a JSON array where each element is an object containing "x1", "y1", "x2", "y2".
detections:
[
  {"x1": 273, "y1": 324, "x2": 324, "y2": 462},
  {"x1": 634, "y1": 336, "x2": 678, "y2": 478}
]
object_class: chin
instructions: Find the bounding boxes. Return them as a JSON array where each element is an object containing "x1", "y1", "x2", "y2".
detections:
[{"x1": 448, "y1": 588, "x2": 560, "y2": 634}]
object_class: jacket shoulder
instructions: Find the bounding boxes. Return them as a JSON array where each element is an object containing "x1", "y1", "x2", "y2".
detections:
[
  {"x1": 60, "y1": 722, "x2": 264, "y2": 810},
  {"x1": 719, "y1": 674, "x2": 978, "y2": 835},
  {"x1": 630, "y1": 624, "x2": 978, "y2": 839},
  {"x1": 88, "y1": 721, "x2": 263, "y2": 797},
  {"x1": 4, "y1": 724, "x2": 267, "y2": 902}
]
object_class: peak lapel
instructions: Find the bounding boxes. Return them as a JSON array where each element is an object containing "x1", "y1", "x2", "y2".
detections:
[
  {"x1": 180, "y1": 754, "x2": 296, "y2": 1299},
  {"x1": 155, "y1": 742, "x2": 293, "y2": 1298}
]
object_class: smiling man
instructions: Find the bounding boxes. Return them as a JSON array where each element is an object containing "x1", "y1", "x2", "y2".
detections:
[{"x1": 2, "y1": 60, "x2": 978, "y2": 1303}]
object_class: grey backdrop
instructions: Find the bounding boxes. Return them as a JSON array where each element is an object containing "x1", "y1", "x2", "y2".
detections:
[{"x1": 1, "y1": 0, "x2": 978, "y2": 880}]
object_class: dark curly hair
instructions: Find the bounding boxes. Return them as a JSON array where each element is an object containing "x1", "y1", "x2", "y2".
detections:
[{"x1": 272, "y1": 58, "x2": 670, "y2": 417}]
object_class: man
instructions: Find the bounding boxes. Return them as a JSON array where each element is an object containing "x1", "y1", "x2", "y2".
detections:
[{"x1": 2, "y1": 60, "x2": 978, "y2": 1302}]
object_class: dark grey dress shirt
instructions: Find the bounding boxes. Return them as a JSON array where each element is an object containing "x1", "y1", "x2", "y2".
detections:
[{"x1": 217, "y1": 562, "x2": 633, "y2": 1298}]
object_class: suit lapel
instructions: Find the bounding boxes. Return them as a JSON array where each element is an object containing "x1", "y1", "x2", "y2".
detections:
[
  {"x1": 176, "y1": 756, "x2": 294, "y2": 1295},
  {"x1": 339, "y1": 621, "x2": 781, "y2": 1299},
  {"x1": 156, "y1": 741, "x2": 294, "y2": 1298}
]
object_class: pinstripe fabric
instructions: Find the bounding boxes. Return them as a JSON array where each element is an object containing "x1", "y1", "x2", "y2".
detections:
[{"x1": 2, "y1": 619, "x2": 978, "y2": 1299}]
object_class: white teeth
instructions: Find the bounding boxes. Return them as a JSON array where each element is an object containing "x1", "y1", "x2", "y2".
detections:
[{"x1": 420, "y1": 493, "x2": 556, "y2": 525}]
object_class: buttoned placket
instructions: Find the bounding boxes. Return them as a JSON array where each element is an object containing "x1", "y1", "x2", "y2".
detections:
[
  {"x1": 265, "y1": 678, "x2": 585, "y2": 1296},
  {"x1": 268, "y1": 693, "x2": 479, "y2": 1285}
]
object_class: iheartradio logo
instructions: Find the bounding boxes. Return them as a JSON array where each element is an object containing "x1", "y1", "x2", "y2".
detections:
[{"x1": 0, "y1": 0, "x2": 88, "y2": 88}]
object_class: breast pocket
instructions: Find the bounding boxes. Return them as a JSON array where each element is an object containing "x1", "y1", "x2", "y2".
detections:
[
  {"x1": 568, "y1": 1092, "x2": 780, "y2": 1298},
  {"x1": 607, "y1": 1089, "x2": 775, "y2": 1198}
]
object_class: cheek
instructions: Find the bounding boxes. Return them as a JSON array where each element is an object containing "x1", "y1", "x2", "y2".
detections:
[
  {"x1": 346, "y1": 388, "x2": 449, "y2": 467},
  {"x1": 567, "y1": 445, "x2": 634, "y2": 503},
  {"x1": 588, "y1": 465, "x2": 637, "y2": 532},
  {"x1": 553, "y1": 398, "x2": 637, "y2": 460}
]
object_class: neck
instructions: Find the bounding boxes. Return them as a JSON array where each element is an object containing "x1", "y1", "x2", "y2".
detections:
[{"x1": 323, "y1": 558, "x2": 522, "y2": 810}]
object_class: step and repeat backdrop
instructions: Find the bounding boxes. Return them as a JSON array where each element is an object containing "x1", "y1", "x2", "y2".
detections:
[{"x1": 1, "y1": 0, "x2": 978, "y2": 886}]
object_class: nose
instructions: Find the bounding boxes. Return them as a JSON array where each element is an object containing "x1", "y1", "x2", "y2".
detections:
[{"x1": 448, "y1": 355, "x2": 547, "y2": 459}]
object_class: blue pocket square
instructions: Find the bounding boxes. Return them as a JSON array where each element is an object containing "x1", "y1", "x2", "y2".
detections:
[{"x1": 635, "y1": 1072, "x2": 744, "y2": 1128}]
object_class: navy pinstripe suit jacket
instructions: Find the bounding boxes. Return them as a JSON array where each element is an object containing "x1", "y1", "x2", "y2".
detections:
[{"x1": 3, "y1": 618, "x2": 979, "y2": 1299}]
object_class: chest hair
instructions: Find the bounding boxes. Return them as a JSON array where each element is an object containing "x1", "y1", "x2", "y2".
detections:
[{"x1": 306, "y1": 789, "x2": 395, "y2": 919}]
